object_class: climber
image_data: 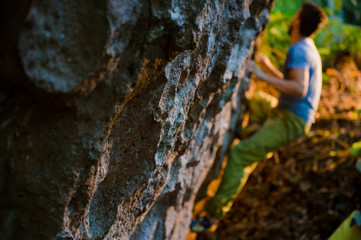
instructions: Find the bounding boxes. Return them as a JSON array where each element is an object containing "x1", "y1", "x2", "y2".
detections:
[{"x1": 190, "y1": 2, "x2": 328, "y2": 233}]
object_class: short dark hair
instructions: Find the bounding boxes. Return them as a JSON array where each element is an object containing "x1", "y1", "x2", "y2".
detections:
[{"x1": 299, "y1": 2, "x2": 328, "y2": 37}]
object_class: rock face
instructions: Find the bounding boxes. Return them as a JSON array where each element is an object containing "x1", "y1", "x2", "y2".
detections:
[{"x1": 0, "y1": 0, "x2": 273, "y2": 239}]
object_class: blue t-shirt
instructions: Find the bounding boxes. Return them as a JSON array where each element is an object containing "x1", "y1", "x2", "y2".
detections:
[{"x1": 278, "y1": 38, "x2": 322, "y2": 123}]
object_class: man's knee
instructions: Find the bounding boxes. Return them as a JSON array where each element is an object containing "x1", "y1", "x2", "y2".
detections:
[{"x1": 229, "y1": 144, "x2": 262, "y2": 168}]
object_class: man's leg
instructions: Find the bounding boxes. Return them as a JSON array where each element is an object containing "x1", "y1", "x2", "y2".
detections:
[
  {"x1": 237, "y1": 91, "x2": 279, "y2": 139},
  {"x1": 204, "y1": 109, "x2": 306, "y2": 220},
  {"x1": 248, "y1": 91, "x2": 278, "y2": 124}
]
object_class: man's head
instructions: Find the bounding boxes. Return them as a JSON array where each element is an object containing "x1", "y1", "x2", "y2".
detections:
[{"x1": 288, "y1": 2, "x2": 328, "y2": 37}]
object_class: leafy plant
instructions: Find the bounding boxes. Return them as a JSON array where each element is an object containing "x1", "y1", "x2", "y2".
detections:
[{"x1": 315, "y1": 19, "x2": 361, "y2": 63}]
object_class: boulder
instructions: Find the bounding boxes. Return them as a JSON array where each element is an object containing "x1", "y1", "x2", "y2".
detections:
[{"x1": 0, "y1": 0, "x2": 273, "y2": 239}]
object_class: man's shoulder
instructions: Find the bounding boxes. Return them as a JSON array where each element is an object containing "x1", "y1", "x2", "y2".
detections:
[
  {"x1": 288, "y1": 44, "x2": 308, "y2": 62},
  {"x1": 290, "y1": 39, "x2": 320, "y2": 61},
  {"x1": 286, "y1": 39, "x2": 321, "y2": 69},
  {"x1": 291, "y1": 39, "x2": 314, "y2": 52}
]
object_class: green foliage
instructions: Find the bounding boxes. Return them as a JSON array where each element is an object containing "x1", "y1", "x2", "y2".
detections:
[
  {"x1": 322, "y1": 72, "x2": 330, "y2": 83},
  {"x1": 272, "y1": 0, "x2": 302, "y2": 16},
  {"x1": 334, "y1": 0, "x2": 342, "y2": 11},
  {"x1": 342, "y1": 0, "x2": 361, "y2": 25},
  {"x1": 261, "y1": 12, "x2": 291, "y2": 68},
  {"x1": 260, "y1": 0, "x2": 300, "y2": 69},
  {"x1": 315, "y1": 19, "x2": 361, "y2": 62},
  {"x1": 350, "y1": 141, "x2": 361, "y2": 157}
]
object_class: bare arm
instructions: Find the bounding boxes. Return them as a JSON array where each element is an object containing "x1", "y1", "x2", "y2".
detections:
[
  {"x1": 247, "y1": 60, "x2": 309, "y2": 98},
  {"x1": 255, "y1": 53, "x2": 284, "y2": 79}
]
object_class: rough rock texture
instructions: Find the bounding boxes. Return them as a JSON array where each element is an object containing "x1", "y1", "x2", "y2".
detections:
[{"x1": 0, "y1": 0, "x2": 273, "y2": 239}]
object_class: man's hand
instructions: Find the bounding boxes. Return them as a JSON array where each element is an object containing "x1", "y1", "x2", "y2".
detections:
[
  {"x1": 255, "y1": 53, "x2": 272, "y2": 68},
  {"x1": 247, "y1": 60, "x2": 265, "y2": 79},
  {"x1": 254, "y1": 53, "x2": 284, "y2": 79}
]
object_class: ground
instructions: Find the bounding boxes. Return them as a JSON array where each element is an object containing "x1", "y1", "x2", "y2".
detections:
[{"x1": 189, "y1": 55, "x2": 361, "y2": 240}]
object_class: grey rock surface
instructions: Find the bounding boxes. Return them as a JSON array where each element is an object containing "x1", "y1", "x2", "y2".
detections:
[{"x1": 0, "y1": 0, "x2": 273, "y2": 239}]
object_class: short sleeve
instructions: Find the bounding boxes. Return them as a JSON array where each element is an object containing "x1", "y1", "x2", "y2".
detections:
[{"x1": 286, "y1": 47, "x2": 310, "y2": 70}]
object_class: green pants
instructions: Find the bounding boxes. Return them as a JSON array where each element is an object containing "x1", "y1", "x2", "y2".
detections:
[{"x1": 205, "y1": 92, "x2": 308, "y2": 219}]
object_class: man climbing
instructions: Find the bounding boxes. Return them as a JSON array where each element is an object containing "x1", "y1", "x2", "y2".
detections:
[{"x1": 191, "y1": 2, "x2": 328, "y2": 233}]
